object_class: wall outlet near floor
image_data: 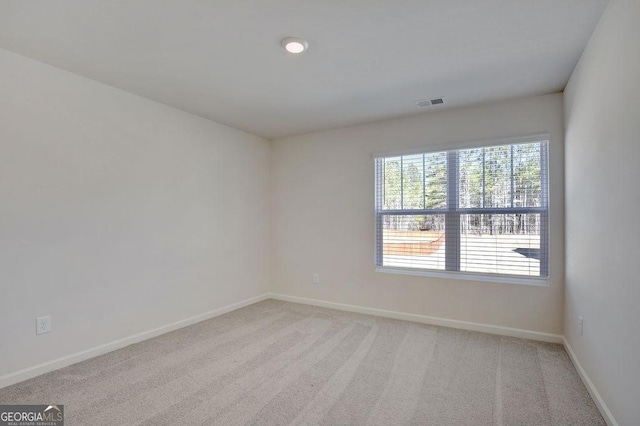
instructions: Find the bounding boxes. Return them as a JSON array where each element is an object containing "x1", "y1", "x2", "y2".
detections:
[
  {"x1": 36, "y1": 316, "x2": 51, "y2": 335},
  {"x1": 579, "y1": 316, "x2": 584, "y2": 336},
  {"x1": 312, "y1": 273, "x2": 320, "y2": 284}
]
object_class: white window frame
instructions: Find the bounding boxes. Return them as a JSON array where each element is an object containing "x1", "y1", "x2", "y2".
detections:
[{"x1": 374, "y1": 135, "x2": 550, "y2": 286}]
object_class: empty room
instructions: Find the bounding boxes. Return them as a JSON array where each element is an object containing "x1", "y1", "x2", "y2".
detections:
[{"x1": 0, "y1": 1, "x2": 638, "y2": 425}]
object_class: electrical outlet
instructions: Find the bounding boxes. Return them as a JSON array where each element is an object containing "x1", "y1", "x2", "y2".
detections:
[
  {"x1": 579, "y1": 316, "x2": 584, "y2": 336},
  {"x1": 312, "y1": 273, "x2": 320, "y2": 284},
  {"x1": 36, "y1": 316, "x2": 51, "y2": 335}
]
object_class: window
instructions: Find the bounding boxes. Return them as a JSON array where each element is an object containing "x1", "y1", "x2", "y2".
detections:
[{"x1": 374, "y1": 138, "x2": 549, "y2": 282}]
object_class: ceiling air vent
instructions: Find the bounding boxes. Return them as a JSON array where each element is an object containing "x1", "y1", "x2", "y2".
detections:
[{"x1": 415, "y1": 97, "x2": 445, "y2": 108}]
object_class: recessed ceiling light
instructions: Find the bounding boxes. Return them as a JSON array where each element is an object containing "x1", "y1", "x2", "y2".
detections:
[{"x1": 281, "y1": 37, "x2": 308, "y2": 54}]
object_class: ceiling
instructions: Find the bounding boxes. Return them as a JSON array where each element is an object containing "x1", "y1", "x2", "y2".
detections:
[{"x1": 0, "y1": 0, "x2": 608, "y2": 139}]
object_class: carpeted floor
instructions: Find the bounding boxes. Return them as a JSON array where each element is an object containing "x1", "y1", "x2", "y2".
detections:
[{"x1": 0, "y1": 299, "x2": 604, "y2": 425}]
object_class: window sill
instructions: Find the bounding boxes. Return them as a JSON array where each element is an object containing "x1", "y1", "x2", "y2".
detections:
[{"x1": 375, "y1": 267, "x2": 550, "y2": 287}]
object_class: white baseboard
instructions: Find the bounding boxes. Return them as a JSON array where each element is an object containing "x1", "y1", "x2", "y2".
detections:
[
  {"x1": 267, "y1": 293, "x2": 563, "y2": 344},
  {"x1": 0, "y1": 293, "x2": 269, "y2": 389},
  {"x1": 562, "y1": 337, "x2": 618, "y2": 426}
]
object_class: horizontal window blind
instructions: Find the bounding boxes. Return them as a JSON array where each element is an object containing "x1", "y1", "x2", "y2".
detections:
[{"x1": 375, "y1": 140, "x2": 549, "y2": 278}]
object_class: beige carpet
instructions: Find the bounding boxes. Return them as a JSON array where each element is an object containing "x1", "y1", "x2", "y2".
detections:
[{"x1": 0, "y1": 299, "x2": 604, "y2": 425}]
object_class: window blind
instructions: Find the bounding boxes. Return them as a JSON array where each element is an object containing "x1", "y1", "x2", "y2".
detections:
[{"x1": 375, "y1": 140, "x2": 549, "y2": 278}]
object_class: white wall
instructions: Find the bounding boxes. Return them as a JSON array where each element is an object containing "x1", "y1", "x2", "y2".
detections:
[
  {"x1": 0, "y1": 49, "x2": 270, "y2": 377},
  {"x1": 271, "y1": 93, "x2": 565, "y2": 335},
  {"x1": 564, "y1": 1, "x2": 640, "y2": 424}
]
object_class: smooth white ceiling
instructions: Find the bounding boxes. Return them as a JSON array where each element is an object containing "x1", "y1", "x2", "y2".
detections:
[{"x1": 0, "y1": 0, "x2": 608, "y2": 139}]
